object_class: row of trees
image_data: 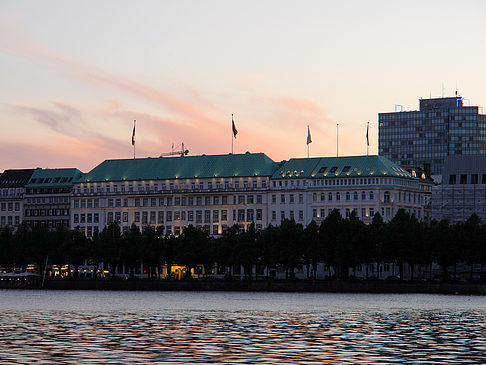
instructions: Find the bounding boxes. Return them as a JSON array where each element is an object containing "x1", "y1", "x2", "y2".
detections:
[{"x1": 1, "y1": 209, "x2": 485, "y2": 281}]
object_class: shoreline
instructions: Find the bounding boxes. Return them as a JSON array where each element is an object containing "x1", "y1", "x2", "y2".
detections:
[{"x1": 30, "y1": 279, "x2": 486, "y2": 295}]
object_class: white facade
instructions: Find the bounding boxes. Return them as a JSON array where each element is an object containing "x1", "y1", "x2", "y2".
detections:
[
  {"x1": 71, "y1": 176, "x2": 271, "y2": 237},
  {"x1": 70, "y1": 154, "x2": 433, "y2": 237}
]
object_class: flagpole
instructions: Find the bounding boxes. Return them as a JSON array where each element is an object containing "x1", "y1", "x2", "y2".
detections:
[
  {"x1": 133, "y1": 119, "x2": 136, "y2": 159},
  {"x1": 336, "y1": 123, "x2": 339, "y2": 157},
  {"x1": 307, "y1": 125, "x2": 310, "y2": 158},
  {"x1": 231, "y1": 114, "x2": 234, "y2": 154},
  {"x1": 366, "y1": 122, "x2": 369, "y2": 156}
]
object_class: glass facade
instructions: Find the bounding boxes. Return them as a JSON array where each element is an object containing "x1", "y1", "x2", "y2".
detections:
[{"x1": 379, "y1": 97, "x2": 486, "y2": 175}]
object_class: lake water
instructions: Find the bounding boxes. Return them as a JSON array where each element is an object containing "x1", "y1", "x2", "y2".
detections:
[{"x1": 1, "y1": 290, "x2": 485, "y2": 364}]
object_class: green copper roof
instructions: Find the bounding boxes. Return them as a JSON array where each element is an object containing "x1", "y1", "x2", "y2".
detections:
[
  {"x1": 28, "y1": 168, "x2": 84, "y2": 187},
  {"x1": 77, "y1": 153, "x2": 278, "y2": 183},
  {"x1": 272, "y1": 155, "x2": 415, "y2": 179}
]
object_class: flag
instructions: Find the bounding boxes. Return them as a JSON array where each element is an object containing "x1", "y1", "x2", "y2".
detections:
[
  {"x1": 232, "y1": 114, "x2": 238, "y2": 138},
  {"x1": 131, "y1": 120, "x2": 136, "y2": 146},
  {"x1": 366, "y1": 123, "x2": 369, "y2": 146},
  {"x1": 306, "y1": 125, "x2": 312, "y2": 145}
]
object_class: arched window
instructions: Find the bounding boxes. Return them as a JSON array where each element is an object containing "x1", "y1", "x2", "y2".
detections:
[
  {"x1": 346, "y1": 192, "x2": 350, "y2": 201},
  {"x1": 384, "y1": 191, "x2": 390, "y2": 203},
  {"x1": 354, "y1": 191, "x2": 358, "y2": 200}
]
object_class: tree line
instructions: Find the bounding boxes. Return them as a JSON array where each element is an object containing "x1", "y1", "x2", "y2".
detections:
[{"x1": 1, "y1": 209, "x2": 485, "y2": 282}]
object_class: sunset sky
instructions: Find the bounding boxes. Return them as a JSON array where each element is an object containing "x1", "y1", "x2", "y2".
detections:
[{"x1": 1, "y1": 0, "x2": 485, "y2": 172}]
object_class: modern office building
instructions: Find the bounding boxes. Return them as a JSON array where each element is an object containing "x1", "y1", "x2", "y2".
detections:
[
  {"x1": 432, "y1": 155, "x2": 486, "y2": 222},
  {"x1": 71, "y1": 153, "x2": 432, "y2": 237},
  {"x1": 379, "y1": 96, "x2": 486, "y2": 178},
  {"x1": 0, "y1": 169, "x2": 36, "y2": 229},
  {"x1": 24, "y1": 168, "x2": 84, "y2": 229}
]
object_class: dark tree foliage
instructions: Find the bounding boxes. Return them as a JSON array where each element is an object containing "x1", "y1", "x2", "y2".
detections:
[{"x1": 3, "y1": 211, "x2": 486, "y2": 283}]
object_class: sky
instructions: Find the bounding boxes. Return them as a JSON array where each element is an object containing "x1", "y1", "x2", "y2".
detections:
[{"x1": 1, "y1": 0, "x2": 485, "y2": 172}]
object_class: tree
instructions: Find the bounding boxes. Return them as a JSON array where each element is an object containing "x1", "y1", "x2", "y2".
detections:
[{"x1": 301, "y1": 220, "x2": 320, "y2": 279}]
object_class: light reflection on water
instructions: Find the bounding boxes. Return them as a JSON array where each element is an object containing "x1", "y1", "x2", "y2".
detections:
[{"x1": 1, "y1": 290, "x2": 486, "y2": 364}]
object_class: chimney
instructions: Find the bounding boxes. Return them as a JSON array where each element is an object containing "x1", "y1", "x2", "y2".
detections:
[{"x1": 423, "y1": 163, "x2": 431, "y2": 178}]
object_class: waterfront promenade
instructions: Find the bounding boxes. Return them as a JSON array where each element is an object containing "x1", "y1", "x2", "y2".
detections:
[{"x1": 43, "y1": 279, "x2": 486, "y2": 295}]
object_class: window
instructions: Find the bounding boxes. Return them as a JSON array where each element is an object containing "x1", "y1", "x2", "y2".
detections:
[
  {"x1": 123, "y1": 212, "x2": 128, "y2": 222},
  {"x1": 166, "y1": 211, "x2": 172, "y2": 222},
  {"x1": 247, "y1": 195, "x2": 254, "y2": 204},
  {"x1": 328, "y1": 192, "x2": 333, "y2": 201},
  {"x1": 256, "y1": 209, "x2": 262, "y2": 220},
  {"x1": 346, "y1": 192, "x2": 350, "y2": 201},
  {"x1": 134, "y1": 212, "x2": 140, "y2": 222},
  {"x1": 369, "y1": 208, "x2": 374, "y2": 217},
  {"x1": 281, "y1": 211, "x2": 285, "y2": 221},
  {"x1": 330, "y1": 166, "x2": 338, "y2": 173},
  {"x1": 272, "y1": 211, "x2": 276, "y2": 220},
  {"x1": 205, "y1": 210, "x2": 211, "y2": 223},
  {"x1": 471, "y1": 174, "x2": 479, "y2": 184},
  {"x1": 336, "y1": 192, "x2": 340, "y2": 201},
  {"x1": 313, "y1": 209, "x2": 317, "y2": 218},
  {"x1": 247, "y1": 209, "x2": 254, "y2": 221},
  {"x1": 221, "y1": 210, "x2": 228, "y2": 221},
  {"x1": 384, "y1": 191, "x2": 390, "y2": 203},
  {"x1": 460, "y1": 174, "x2": 467, "y2": 184},
  {"x1": 280, "y1": 194, "x2": 285, "y2": 203},
  {"x1": 187, "y1": 211, "x2": 193, "y2": 221},
  {"x1": 369, "y1": 191, "x2": 374, "y2": 200},
  {"x1": 257, "y1": 195, "x2": 262, "y2": 204},
  {"x1": 238, "y1": 209, "x2": 245, "y2": 222},
  {"x1": 142, "y1": 212, "x2": 148, "y2": 224},
  {"x1": 318, "y1": 166, "x2": 327, "y2": 173},
  {"x1": 299, "y1": 194, "x2": 304, "y2": 204},
  {"x1": 272, "y1": 194, "x2": 276, "y2": 204},
  {"x1": 213, "y1": 210, "x2": 219, "y2": 222},
  {"x1": 299, "y1": 210, "x2": 303, "y2": 220},
  {"x1": 342, "y1": 166, "x2": 351, "y2": 173},
  {"x1": 362, "y1": 191, "x2": 366, "y2": 200}
]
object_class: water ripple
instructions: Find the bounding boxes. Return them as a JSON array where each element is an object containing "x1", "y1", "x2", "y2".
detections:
[{"x1": 1, "y1": 291, "x2": 486, "y2": 364}]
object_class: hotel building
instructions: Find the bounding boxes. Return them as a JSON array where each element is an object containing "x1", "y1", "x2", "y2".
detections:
[
  {"x1": 24, "y1": 168, "x2": 84, "y2": 229},
  {"x1": 71, "y1": 153, "x2": 432, "y2": 237},
  {"x1": 0, "y1": 169, "x2": 36, "y2": 229}
]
